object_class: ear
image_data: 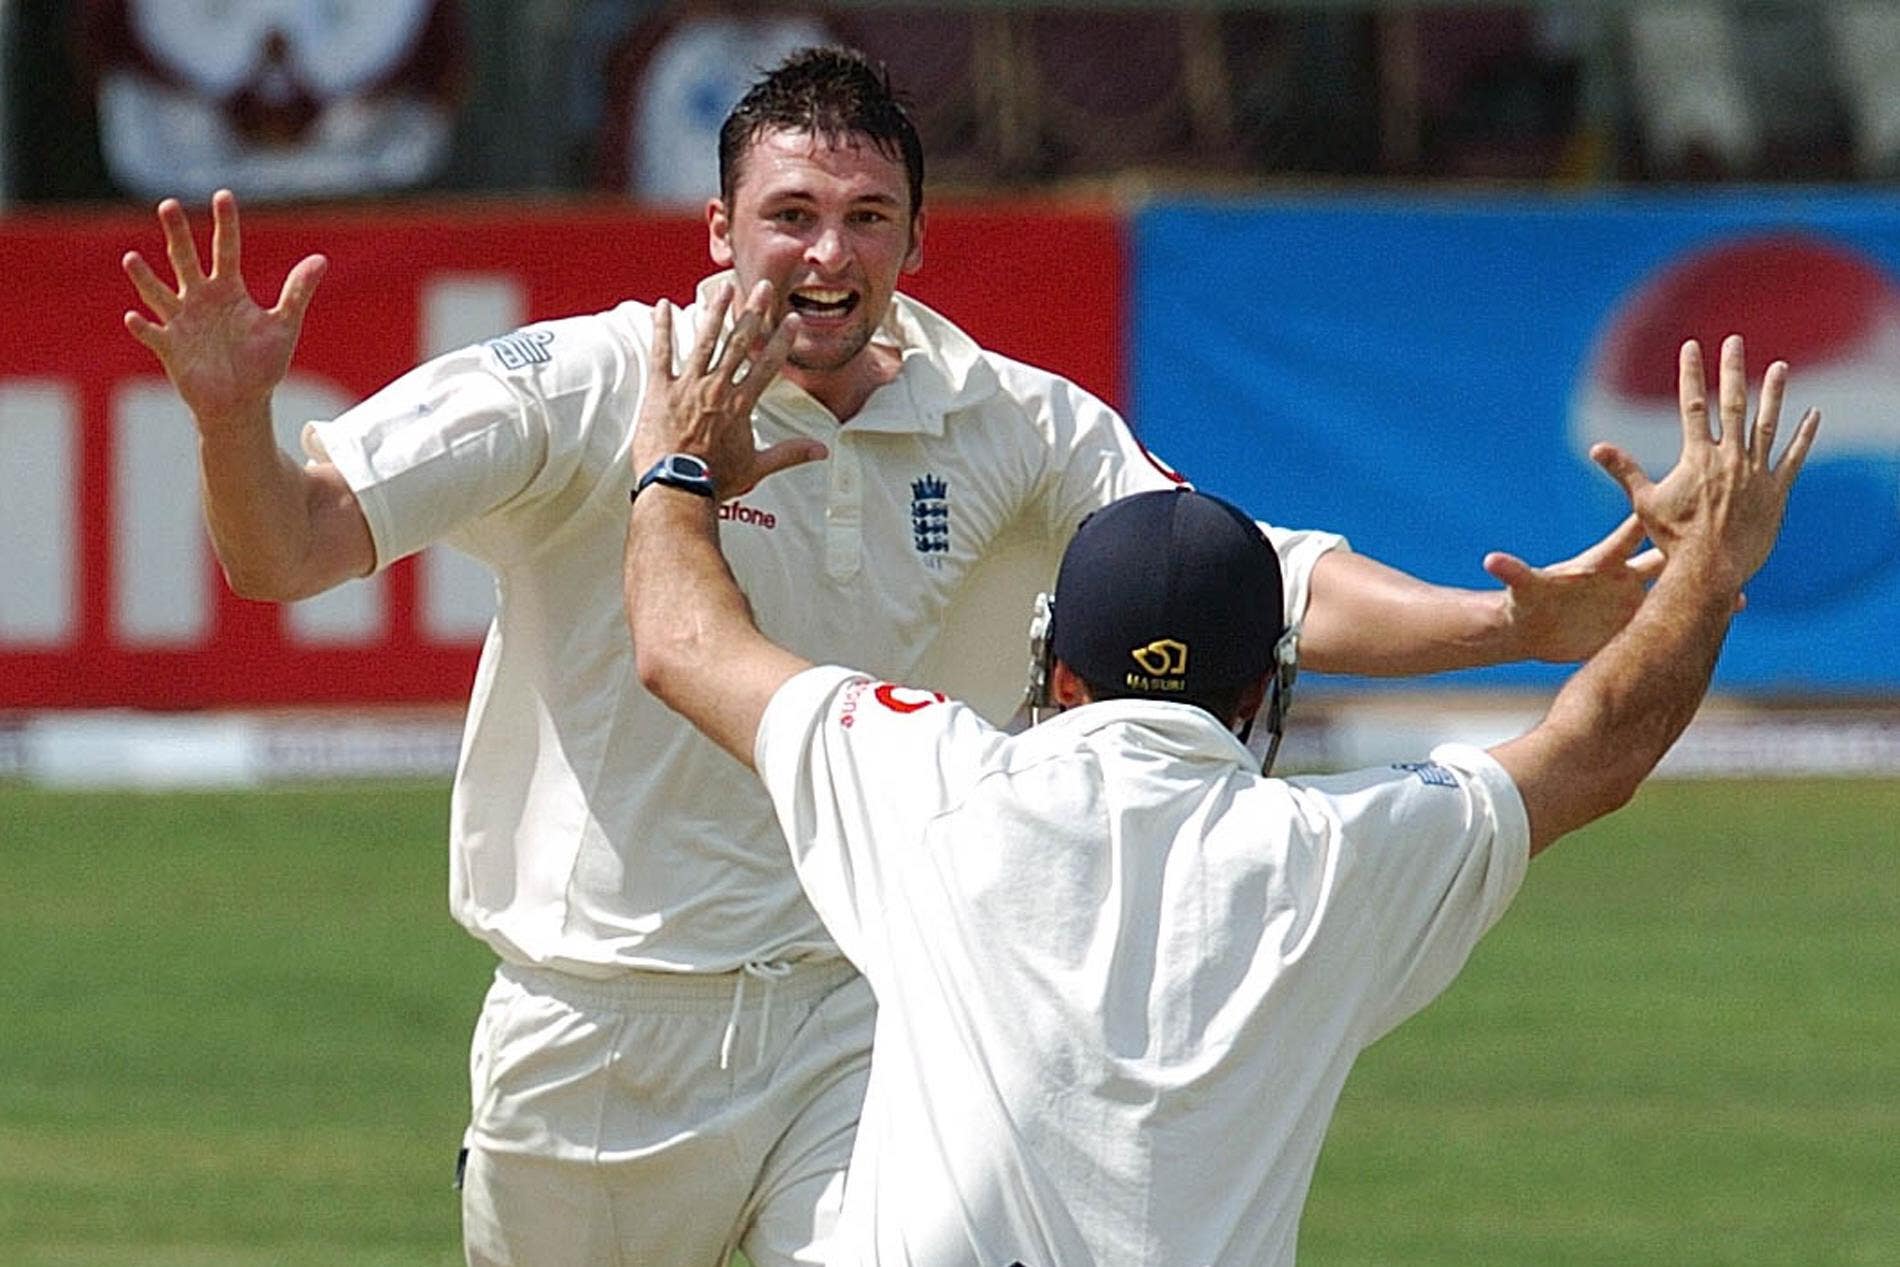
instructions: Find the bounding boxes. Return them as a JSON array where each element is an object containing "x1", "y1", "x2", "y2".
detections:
[
  {"x1": 1050, "y1": 659, "x2": 1091, "y2": 708},
  {"x1": 902, "y1": 205, "x2": 926, "y2": 275},
  {"x1": 708, "y1": 198, "x2": 734, "y2": 267},
  {"x1": 1233, "y1": 674, "x2": 1270, "y2": 729}
]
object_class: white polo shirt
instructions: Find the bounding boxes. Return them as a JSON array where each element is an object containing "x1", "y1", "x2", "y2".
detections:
[
  {"x1": 756, "y1": 665, "x2": 1530, "y2": 1267},
  {"x1": 307, "y1": 276, "x2": 1346, "y2": 974}
]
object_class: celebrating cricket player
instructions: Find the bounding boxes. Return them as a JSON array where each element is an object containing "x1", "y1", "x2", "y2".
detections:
[
  {"x1": 126, "y1": 46, "x2": 1671, "y2": 1266},
  {"x1": 625, "y1": 294, "x2": 1816, "y2": 1265}
]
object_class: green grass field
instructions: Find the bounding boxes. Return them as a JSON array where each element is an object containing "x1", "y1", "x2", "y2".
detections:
[{"x1": 3, "y1": 779, "x2": 1897, "y2": 1265}]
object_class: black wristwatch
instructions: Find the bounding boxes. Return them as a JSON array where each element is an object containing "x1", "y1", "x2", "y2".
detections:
[{"x1": 632, "y1": 453, "x2": 717, "y2": 502}]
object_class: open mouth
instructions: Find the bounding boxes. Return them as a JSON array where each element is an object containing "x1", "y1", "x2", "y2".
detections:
[{"x1": 787, "y1": 288, "x2": 859, "y2": 320}]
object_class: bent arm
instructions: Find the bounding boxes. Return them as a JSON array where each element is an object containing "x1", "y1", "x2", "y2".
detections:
[
  {"x1": 122, "y1": 190, "x2": 369, "y2": 600},
  {"x1": 624, "y1": 488, "x2": 810, "y2": 770},
  {"x1": 1489, "y1": 336, "x2": 1818, "y2": 856},
  {"x1": 623, "y1": 286, "x2": 823, "y2": 769},
  {"x1": 1488, "y1": 551, "x2": 1731, "y2": 855},
  {"x1": 197, "y1": 405, "x2": 374, "y2": 600},
  {"x1": 1298, "y1": 552, "x2": 1513, "y2": 675},
  {"x1": 1298, "y1": 513, "x2": 1655, "y2": 677}
]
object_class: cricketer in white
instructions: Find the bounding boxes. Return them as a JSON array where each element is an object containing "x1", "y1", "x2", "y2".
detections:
[
  {"x1": 119, "y1": 46, "x2": 1752, "y2": 1265},
  {"x1": 625, "y1": 289, "x2": 1817, "y2": 1266}
]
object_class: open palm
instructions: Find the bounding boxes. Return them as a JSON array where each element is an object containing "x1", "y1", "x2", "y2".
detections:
[{"x1": 122, "y1": 189, "x2": 327, "y2": 428}]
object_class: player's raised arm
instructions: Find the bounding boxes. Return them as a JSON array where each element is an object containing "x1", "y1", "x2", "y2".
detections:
[
  {"x1": 624, "y1": 281, "x2": 829, "y2": 768},
  {"x1": 1296, "y1": 510, "x2": 1667, "y2": 677},
  {"x1": 1490, "y1": 336, "x2": 1819, "y2": 855},
  {"x1": 122, "y1": 189, "x2": 372, "y2": 600}
]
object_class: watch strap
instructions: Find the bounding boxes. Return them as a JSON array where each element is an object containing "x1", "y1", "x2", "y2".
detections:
[{"x1": 633, "y1": 453, "x2": 717, "y2": 502}]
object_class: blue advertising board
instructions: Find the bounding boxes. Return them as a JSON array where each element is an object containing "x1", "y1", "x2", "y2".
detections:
[{"x1": 1131, "y1": 192, "x2": 1900, "y2": 692}]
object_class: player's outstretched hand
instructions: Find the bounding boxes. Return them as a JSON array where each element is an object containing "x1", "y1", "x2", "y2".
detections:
[
  {"x1": 1592, "y1": 335, "x2": 1820, "y2": 594},
  {"x1": 632, "y1": 279, "x2": 828, "y2": 498},
  {"x1": 1483, "y1": 514, "x2": 1661, "y2": 663},
  {"x1": 121, "y1": 189, "x2": 326, "y2": 432}
]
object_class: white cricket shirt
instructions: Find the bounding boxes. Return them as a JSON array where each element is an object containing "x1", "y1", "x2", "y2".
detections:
[
  {"x1": 757, "y1": 665, "x2": 1530, "y2": 1267},
  {"x1": 307, "y1": 275, "x2": 1346, "y2": 974}
]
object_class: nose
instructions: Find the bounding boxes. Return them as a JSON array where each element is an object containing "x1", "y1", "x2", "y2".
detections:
[{"x1": 805, "y1": 224, "x2": 848, "y2": 272}]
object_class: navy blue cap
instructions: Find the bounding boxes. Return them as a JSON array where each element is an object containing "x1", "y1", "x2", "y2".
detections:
[{"x1": 1051, "y1": 489, "x2": 1284, "y2": 700}]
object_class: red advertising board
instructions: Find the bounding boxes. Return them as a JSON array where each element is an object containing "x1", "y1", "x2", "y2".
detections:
[{"x1": 0, "y1": 201, "x2": 1125, "y2": 708}]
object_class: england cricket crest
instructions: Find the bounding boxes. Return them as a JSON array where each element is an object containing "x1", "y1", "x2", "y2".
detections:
[{"x1": 910, "y1": 474, "x2": 949, "y2": 561}]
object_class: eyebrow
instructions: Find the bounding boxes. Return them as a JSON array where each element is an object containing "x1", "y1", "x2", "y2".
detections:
[{"x1": 757, "y1": 188, "x2": 904, "y2": 208}]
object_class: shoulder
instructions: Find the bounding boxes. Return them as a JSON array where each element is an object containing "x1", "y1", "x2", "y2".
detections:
[
  {"x1": 465, "y1": 302, "x2": 656, "y2": 398},
  {"x1": 891, "y1": 291, "x2": 1116, "y2": 429},
  {"x1": 1292, "y1": 744, "x2": 1530, "y2": 870},
  {"x1": 937, "y1": 349, "x2": 1134, "y2": 476},
  {"x1": 758, "y1": 667, "x2": 1004, "y2": 779},
  {"x1": 981, "y1": 349, "x2": 1114, "y2": 419}
]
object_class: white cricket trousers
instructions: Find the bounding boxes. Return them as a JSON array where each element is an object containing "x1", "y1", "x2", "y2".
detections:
[{"x1": 460, "y1": 957, "x2": 872, "y2": 1267}]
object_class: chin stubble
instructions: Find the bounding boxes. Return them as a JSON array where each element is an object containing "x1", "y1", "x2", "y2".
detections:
[{"x1": 786, "y1": 324, "x2": 875, "y2": 373}]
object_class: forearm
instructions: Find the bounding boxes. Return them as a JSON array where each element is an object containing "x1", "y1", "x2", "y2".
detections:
[
  {"x1": 1493, "y1": 550, "x2": 1736, "y2": 853},
  {"x1": 197, "y1": 402, "x2": 314, "y2": 598},
  {"x1": 1298, "y1": 552, "x2": 1514, "y2": 676},
  {"x1": 196, "y1": 401, "x2": 368, "y2": 601},
  {"x1": 1489, "y1": 337, "x2": 1816, "y2": 855},
  {"x1": 625, "y1": 489, "x2": 808, "y2": 768}
]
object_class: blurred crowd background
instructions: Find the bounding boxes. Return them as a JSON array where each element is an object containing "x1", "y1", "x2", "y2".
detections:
[
  {"x1": 6, "y1": 0, "x2": 1898, "y2": 739},
  {"x1": 5, "y1": 0, "x2": 1900, "y2": 212}
]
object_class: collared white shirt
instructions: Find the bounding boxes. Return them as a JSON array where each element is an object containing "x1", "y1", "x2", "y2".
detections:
[
  {"x1": 757, "y1": 665, "x2": 1530, "y2": 1266},
  {"x1": 306, "y1": 277, "x2": 1347, "y2": 974}
]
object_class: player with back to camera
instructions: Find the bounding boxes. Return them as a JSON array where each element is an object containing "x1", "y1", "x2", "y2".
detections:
[
  {"x1": 625, "y1": 298, "x2": 1818, "y2": 1265},
  {"x1": 122, "y1": 45, "x2": 1675, "y2": 1267}
]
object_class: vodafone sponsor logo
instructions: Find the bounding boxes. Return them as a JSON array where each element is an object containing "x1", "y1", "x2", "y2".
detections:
[
  {"x1": 874, "y1": 684, "x2": 948, "y2": 714},
  {"x1": 719, "y1": 498, "x2": 777, "y2": 529},
  {"x1": 837, "y1": 675, "x2": 872, "y2": 729},
  {"x1": 1572, "y1": 233, "x2": 1900, "y2": 610}
]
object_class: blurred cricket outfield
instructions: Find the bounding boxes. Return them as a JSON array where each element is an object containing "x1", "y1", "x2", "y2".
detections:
[{"x1": 3, "y1": 779, "x2": 1896, "y2": 1266}]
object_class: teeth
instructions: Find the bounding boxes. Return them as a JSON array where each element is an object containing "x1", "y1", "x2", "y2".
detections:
[{"x1": 795, "y1": 289, "x2": 851, "y2": 304}]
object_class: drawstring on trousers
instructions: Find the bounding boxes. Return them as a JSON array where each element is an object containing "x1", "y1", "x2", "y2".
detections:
[{"x1": 718, "y1": 960, "x2": 794, "y2": 1070}]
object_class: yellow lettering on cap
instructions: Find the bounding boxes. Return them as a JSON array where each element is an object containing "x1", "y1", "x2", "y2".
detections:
[{"x1": 1125, "y1": 673, "x2": 1187, "y2": 693}]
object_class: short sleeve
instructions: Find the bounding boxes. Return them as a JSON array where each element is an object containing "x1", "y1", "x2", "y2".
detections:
[
  {"x1": 1031, "y1": 382, "x2": 1347, "y2": 630},
  {"x1": 304, "y1": 344, "x2": 545, "y2": 570},
  {"x1": 304, "y1": 312, "x2": 638, "y2": 570},
  {"x1": 1258, "y1": 520, "x2": 1349, "y2": 630},
  {"x1": 1292, "y1": 742, "x2": 1529, "y2": 1044},
  {"x1": 1037, "y1": 385, "x2": 1185, "y2": 542},
  {"x1": 755, "y1": 666, "x2": 1005, "y2": 981}
]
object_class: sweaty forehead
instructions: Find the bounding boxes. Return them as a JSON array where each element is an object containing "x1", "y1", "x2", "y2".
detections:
[{"x1": 731, "y1": 128, "x2": 911, "y2": 209}]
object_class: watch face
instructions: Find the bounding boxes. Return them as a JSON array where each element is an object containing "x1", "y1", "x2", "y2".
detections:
[{"x1": 636, "y1": 452, "x2": 717, "y2": 501}]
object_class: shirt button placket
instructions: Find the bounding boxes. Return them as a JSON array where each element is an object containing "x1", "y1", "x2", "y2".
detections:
[{"x1": 826, "y1": 440, "x2": 863, "y2": 581}]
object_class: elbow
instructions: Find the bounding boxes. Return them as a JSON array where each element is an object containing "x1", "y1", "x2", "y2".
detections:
[
  {"x1": 1526, "y1": 767, "x2": 1642, "y2": 858},
  {"x1": 633, "y1": 635, "x2": 690, "y2": 712},
  {"x1": 1589, "y1": 775, "x2": 1641, "y2": 824},
  {"x1": 633, "y1": 646, "x2": 669, "y2": 702},
  {"x1": 220, "y1": 540, "x2": 364, "y2": 603},
  {"x1": 221, "y1": 560, "x2": 303, "y2": 603}
]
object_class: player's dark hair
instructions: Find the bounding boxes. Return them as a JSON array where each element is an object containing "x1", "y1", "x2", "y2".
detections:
[{"x1": 718, "y1": 46, "x2": 924, "y2": 219}]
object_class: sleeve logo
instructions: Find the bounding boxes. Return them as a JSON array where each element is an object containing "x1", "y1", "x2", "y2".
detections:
[
  {"x1": 483, "y1": 328, "x2": 556, "y2": 370},
  {"x1": 1393, "y1": 761, "x2": 1458, "y2": 788},
  {"x1": 874, "y1": 684, "x2": 948, "y2": 714}
]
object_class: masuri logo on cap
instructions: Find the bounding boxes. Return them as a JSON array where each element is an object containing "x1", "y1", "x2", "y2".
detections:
[{"x1": 1129, "y1": 639, "x2": 1189, "y2": 691}]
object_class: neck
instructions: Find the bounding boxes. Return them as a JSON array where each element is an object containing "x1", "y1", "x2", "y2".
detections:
[{"x1": 784, "y1": 343, "x2": 903, "y2": 421}]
